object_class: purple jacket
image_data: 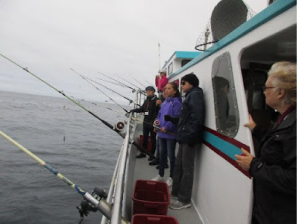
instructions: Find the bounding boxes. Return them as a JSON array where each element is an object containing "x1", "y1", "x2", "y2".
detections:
[{"x1": 156, "y1": 97, "x2": 182, "y2": 139}]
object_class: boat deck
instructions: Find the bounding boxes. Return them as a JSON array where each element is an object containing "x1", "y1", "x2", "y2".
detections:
[{"x1": 132, "y1": 150, "x2": 203, "y2": 224}]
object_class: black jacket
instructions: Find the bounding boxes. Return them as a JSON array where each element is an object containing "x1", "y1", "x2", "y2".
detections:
[
  {"x1": 177, "y1": 87, "x2": 205, "y2": 144},
  {"x1": 131, "y1": 95, "x2": 159, "y2": 126},
  {"x1": 250, "y1": 109, "x2": 296, "y2": 224}
]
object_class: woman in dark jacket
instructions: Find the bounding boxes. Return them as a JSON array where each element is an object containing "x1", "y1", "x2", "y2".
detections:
[{"x1": 236, "y1": 61, "x2": 297, "y2": 224}]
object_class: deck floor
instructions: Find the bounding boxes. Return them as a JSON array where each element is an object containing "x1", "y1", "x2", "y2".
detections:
[{"x1": 133, "y1": 153, "x2": 203, "y2": 224}]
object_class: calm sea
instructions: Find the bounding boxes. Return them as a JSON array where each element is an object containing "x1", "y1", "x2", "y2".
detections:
[{"x1": 0, "y1": 91, "x2": 129, "y2": 224}]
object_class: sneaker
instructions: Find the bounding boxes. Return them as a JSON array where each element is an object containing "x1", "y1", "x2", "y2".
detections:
[
  {"x1": 156, "y1": 164, "x2": 169, "y2": 169},
  {"x1": 148, "y1": 157, "x2": 154, "y2": 161},
  {"x1": 166, "y1": 177, "x2": 173, "y2": 187},
  {"x1": 152, "y1": 175, "x2": 164, "y2": 182},
  {"x1": 149, "y1": 159, "x2": 159, "y2": 165},
  {"x1": 169, "y1": 200, "x2": 191, "y2": 210},
  {"x1": 170, "y1": 194, "x2": 178, "y2": 201},
  {"x1": 136, "y1": 153, "x2": 146, "y2": 158}
]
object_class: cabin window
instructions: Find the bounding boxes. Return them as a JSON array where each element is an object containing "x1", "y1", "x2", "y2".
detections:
[
  {"x1": 181, "y1": 60, "x2": 191, "y2": 67},
  {"x1": 212, "y1": 52, "x2": 239, "y2": 137},
  {"x1": 168, "y1": 63, "x2": 173, "y2": 75}
]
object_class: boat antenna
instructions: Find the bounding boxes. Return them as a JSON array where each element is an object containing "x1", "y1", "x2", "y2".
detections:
[
  {"x1": 158, "y1": 42, "x2": 161, "y2": 70},
  {"x1": 0, "y1": 129, "x2": 129, "y2": 224},
  {"x1": 0, "y1": 53, "x2": 156, "y2": 159}
]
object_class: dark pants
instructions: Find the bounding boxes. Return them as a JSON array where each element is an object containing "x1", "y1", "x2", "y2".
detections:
[
  {"x1": 171, "y1": 143, "x2": 199, "y2": 204},
  {"x1": 251, "y1": 216, "x2": 260, "y2": 224},
  {"x1": 158, "y1": 137, "x2": 176, "y2": 178},
  {"x1": 142, "y1": 124, "x2": 156, "y2": 156}
]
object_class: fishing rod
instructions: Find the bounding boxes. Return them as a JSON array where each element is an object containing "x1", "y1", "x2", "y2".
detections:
[
  {"x1": 117, "y1": 74, "x2": 143, "y2": 91},
  {"x1": 96, "y1": 77, "x2": 128, "y2": 88},
  {"x1": 71, "y1": 68, "x2": 129, "y2": 113},
  {"x1": 72, "y1": 69, "x2": 137, "y2": 106},
  {"x1": 0, "y1": 129, "x2": 129, "y2": 224},
  {"x1": 92, "y1": 102, "x2": 127, "y2": 116},
  {"x1": 98, "y1": 71, "x2": 136, "y2": 93},
  {"x1": 0, "y1": 53, "x2": 156, "y2": 159},
  {"x1": 68, "y1": 96, "x2": 126, "y2": 117},
  {"x1": 98, "y1": 71, "x2": 147, "y2": 97},
  {"x1": 129, "y1": 74, "x2": 146, "y2": 88},
  {"x1": 143, "y1": 78, "x2": 154, "y2": 87}
]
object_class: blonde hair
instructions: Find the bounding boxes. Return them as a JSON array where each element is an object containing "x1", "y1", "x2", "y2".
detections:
[{"x1": 268, "y1": 61, "x2": 297, "y2": 106}]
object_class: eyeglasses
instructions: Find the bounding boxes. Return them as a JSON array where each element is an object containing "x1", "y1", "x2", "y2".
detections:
[
  {"x1": 181, "y1": 81, "x2": 186, "y2": 86},
  {"x1": 262, "y1": 86, "x2": 275, "y2": 91}
]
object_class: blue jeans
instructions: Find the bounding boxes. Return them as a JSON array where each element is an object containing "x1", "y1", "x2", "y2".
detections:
[
  {"x1": 158, "y1": 137, "x2": 176, "y2": 178},
  {"x1": 171, "y1": 143, "x2": 199, "y2": 204}
]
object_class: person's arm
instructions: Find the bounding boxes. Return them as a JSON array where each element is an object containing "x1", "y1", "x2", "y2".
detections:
[
  {"x1": 130, "y1": 100, "x2": 146, "y2": 113},
  {"x1": 155, "y1": 76, "x2": 160, "y2": 89},
  {"x1": 236, "y1": 126, "x2": 297, "y2": 196},
  {"x1": 160, "y1": 76, "x2": 168, "y2": 90},
  {"x1": 250, "y1": 139, "x2": 296, "y2": 196},
  {"x1": 187, "y1": 90, "x2": 205, "y2": 144},
  {"x1": 164, "y1": 100, "x2": 181, "y2": 132}
]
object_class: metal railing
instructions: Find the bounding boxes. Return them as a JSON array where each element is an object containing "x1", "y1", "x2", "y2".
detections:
[{"x1": 100, "y1": 90, "x2": 144, "y2": 224}]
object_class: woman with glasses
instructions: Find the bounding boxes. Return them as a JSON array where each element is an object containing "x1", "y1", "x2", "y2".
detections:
[{"x1": 236, "y1": 61, "x2": 297, "y2": 224}]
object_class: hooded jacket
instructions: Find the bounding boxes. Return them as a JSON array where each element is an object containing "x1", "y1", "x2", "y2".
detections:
[
  {"x1": 249, "y1": 109, "x2": 296, "y2": 224},
  {"x1": 156, "y1": 96, "x2": 182, "y2": 139},
  {"x1": 177, "y1": 87, "x2": 205, "y2": 144}
]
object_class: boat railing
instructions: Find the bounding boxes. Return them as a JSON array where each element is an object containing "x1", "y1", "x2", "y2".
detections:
[{"x1": 101, "y1": 89, "x2": 144, "y2": 224}]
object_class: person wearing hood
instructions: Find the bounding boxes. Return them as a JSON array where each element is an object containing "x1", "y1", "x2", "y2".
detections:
[
  {"x1": 130, "y1": 86, "x2": 161, "y2": 159},
  {"x1": 168, "y1": 73, "x2": 205, "y2": 210},
  {"x1": 152, "y1": 82, "x2": 182, "y2": 187}
]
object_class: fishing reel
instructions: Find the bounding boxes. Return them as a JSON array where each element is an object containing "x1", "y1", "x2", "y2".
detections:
[
  {"x1": 115, "y1": 121, "x2": 125, "y2": 131},
  {"x1": 153, "y1": 119, "x2": 160, "y2": 130},
  {"x1": 77, "y1": 187, "x2": 107, "y2": 217}
]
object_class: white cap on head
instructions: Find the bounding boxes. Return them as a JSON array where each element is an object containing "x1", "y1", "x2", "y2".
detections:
[{"x1": 158, "y1": 69, "x2": 166, "y2": 74}]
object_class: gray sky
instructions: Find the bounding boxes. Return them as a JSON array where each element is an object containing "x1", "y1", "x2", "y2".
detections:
[{"x1": 0, "y1": 0, "x2": 267, "y2": 103}]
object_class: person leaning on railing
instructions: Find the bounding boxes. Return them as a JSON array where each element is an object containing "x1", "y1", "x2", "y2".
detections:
[{"x1": 236, "y1": 61, "x2": 297, "y2": 224}]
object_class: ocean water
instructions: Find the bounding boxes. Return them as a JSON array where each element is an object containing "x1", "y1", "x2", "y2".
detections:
[{"x1": 0, "y1": 91, "x2": 129, "y2": 224}]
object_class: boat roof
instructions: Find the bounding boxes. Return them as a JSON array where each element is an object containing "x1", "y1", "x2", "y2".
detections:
[
  {"x1": 169, "y1": 0, "x2": 297, "y2": 80},
  {"x1": 162, "y1": 51, "x2": 201, "y2": 69}
]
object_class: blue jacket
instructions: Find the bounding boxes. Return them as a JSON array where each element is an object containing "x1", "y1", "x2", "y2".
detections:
[
  {"x1": 156, "y1": 97, "x2": 182, "y2": 139},
  {"x1": 177, "y1": 87, "x2": 205, "y2": 144}
]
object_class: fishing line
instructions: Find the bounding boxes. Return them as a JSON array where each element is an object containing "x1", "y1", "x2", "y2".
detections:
[
  {"x1": 71, "y1": 69, "x2": 136, "y2": 105},
  {"x1": 0, "y1": 53, "x2": 156, "y2": 158},
  {"x1": 96, "y1": 77, "x2": 128, "y2": 88},
  {"x1": 0, "y1": 129, "x2": 129, "y2": 224},
  {"x1": 129, "y1": 74, "x2": 146, "y2": 88},
  {"x1": 71, "y1": 68, "x2": 129, "y2": 113},
  {"x1": 98, "y1": 71, "x2": 136, "y2": 92},
  {"x1": 117, "y1": 74, "x2": 143, "y2": 91}
]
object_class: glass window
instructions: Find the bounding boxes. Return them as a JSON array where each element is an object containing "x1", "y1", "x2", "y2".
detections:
[
  {"x1": 168, "y1": 63, "x2": 173, "y2": 75},
  {"x1": 181, "y1": 59, "x2": 191, "y2": 67},
  {"x1": 212, "y1": 52, "x2": 239, "y2": 137}
]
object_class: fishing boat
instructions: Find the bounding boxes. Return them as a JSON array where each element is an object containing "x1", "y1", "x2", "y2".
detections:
[
  {"x1": 98, "y1": 0, "x2": 296, "y2": 224},
  {"x1": 0, "y1": 0, "x2": 296, "y2": 223}
]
